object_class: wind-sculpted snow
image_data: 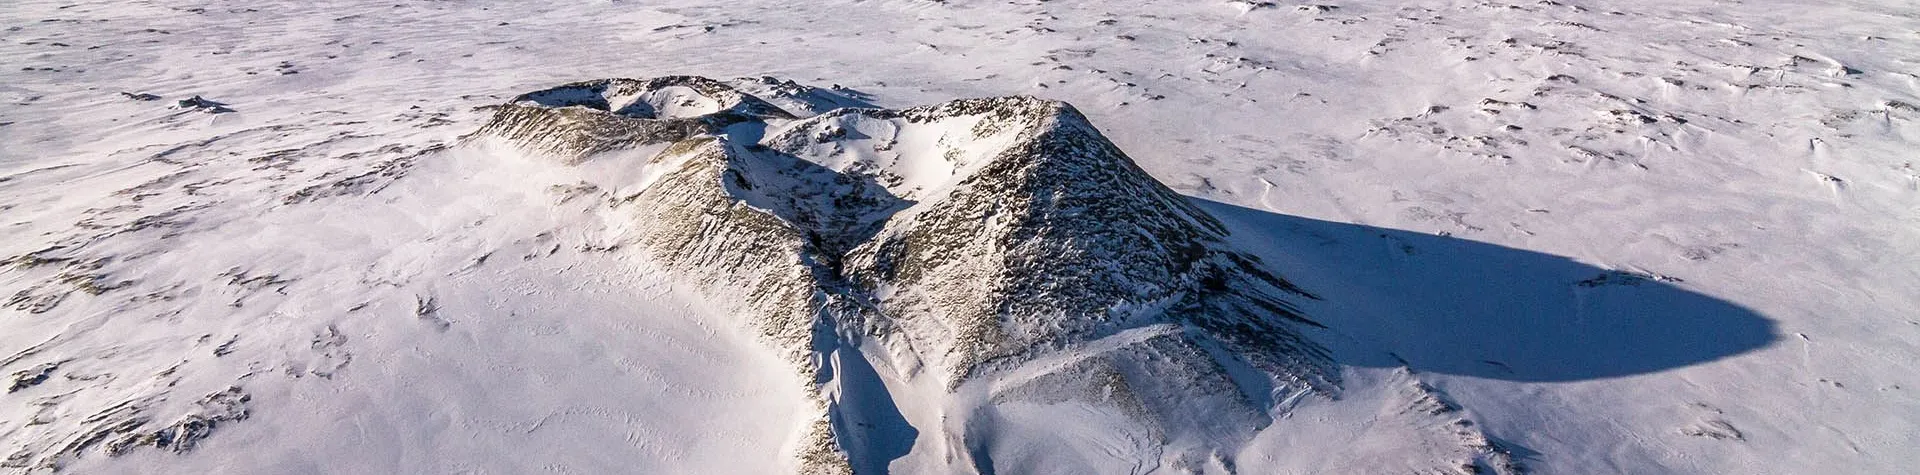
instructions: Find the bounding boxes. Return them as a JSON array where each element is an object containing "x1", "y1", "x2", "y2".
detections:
[{"x1": 480, "y1": 77, "x2": 1338, "y2": 472}]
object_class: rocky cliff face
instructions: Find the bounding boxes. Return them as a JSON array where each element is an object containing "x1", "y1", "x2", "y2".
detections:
[{"x1": 476, "y1": 76, "x2": 1337, "y2": 473}]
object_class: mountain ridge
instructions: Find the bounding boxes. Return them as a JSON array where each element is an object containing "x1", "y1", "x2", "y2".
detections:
[{"x1": 478, "y1": 76, "x2": 1339, "y2": 472}]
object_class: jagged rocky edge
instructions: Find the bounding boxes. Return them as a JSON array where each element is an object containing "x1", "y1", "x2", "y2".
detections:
[
  {"x1": 469, "y1": 76, "x2": 1340, "y2": 472},
  {"x1": 473, "y1": 76, "x2": 796, "y2": 163},
  {"x1": 5, "y1": 386, "x2": 253, "y2": 473},
  {"x1": 471, "y1": 76, "x2": 876, "y2": 165}
]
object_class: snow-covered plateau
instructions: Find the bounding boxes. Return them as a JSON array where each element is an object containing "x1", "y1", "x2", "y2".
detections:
[{"x1": 2, "y1": 1, "x2": 1916, "y2": 474}]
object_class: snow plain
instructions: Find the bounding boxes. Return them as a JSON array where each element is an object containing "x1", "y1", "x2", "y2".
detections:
[{"x1": 3, "y1": 0, "x2": 1918, "y2": 473}]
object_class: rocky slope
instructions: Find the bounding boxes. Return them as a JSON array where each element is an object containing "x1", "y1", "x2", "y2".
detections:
[{"x1": 477, "y1": 76, "x2": 1340, "y2": 472}]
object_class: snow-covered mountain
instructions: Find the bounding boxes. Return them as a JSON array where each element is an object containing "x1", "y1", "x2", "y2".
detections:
[
  {"x1": 3, "y1": 0, "x2": 1917, "y2": 474},
  {"x1": 476, "y1": 77, "x2": 1345, "y2": 473}
]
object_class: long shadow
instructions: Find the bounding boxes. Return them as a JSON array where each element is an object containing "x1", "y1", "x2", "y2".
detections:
[
  {"x1": 1193, "y1": 199, "x2": 1778, "y2": 382},
  {"x1": 823, "y1": 346, "x2": 919, "y2": 475}
]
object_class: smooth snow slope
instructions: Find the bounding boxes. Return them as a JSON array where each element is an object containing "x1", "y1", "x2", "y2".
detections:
[{"x1": 3, "y1": 0, "x2": 1917, "y2": 474}]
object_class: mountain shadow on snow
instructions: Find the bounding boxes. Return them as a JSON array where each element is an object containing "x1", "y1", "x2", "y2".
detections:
[
  {"x1": 471, "y1": 76, "x2": 1776, "y2": 474},
  {"x1": 1199, "y1": 201, "x2": 1778, "y2": 383}
]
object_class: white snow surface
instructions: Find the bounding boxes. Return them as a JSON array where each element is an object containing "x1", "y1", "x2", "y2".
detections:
[{"x1": 3, "y1": 0, "x2": 1918, "y2": 474}]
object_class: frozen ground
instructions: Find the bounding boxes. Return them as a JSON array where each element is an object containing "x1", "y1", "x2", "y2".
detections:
[{"x1": 3, "y1": 0, "x2": 1917, "y2": 473}]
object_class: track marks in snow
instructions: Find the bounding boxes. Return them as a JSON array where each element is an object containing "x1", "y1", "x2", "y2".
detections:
[{"x1": 981, "y1": 324, "x2": 1184, "y2": 395}]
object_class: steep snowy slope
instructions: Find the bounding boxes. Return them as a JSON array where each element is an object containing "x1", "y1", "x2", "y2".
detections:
[{"x1": 3, "y1": 0, "x2": 1917, "y2": 474}]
